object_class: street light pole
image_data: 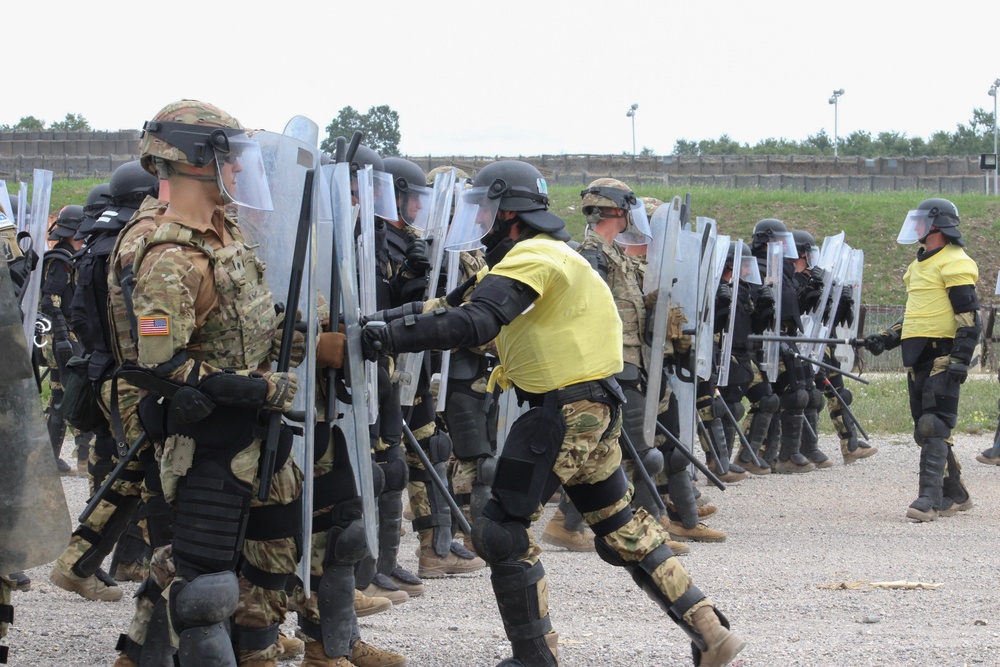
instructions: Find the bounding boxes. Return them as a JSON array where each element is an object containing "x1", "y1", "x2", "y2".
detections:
[
  {"x1": 828, "y1": 89, "x2": 844, "y2": 158},
  {"x1": 626, "y1": 103, "x2": 638, "y2": 156},
  {"x1": 990, "y1": 79, "x2": 1000, "y2": 195}
]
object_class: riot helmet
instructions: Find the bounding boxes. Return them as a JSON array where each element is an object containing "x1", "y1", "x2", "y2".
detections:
[
  {"x1": 74, "y1": 183, "x2": 112, "y2": 240},
  {"x1": 139, "y1": 99, "x2": 272, "y2": 211},
  {"x1": 580, "y1": 177, "x2": 652, "y2": 246},
  {"x1": 94, "y1": 160, "x2": 160, "y2": 233},
  {"x1": 725, "y1": 239, "x2": 761, "y2": 284},
  {"x1": 640, "y1": 196, "x2": 665, "y2": 220},
  {"x1": 751, "y1": 218, "x2": 796, "y2": 259},
  {"x1": 383, "y1": 157, "x2": 431, "y2": 229},
  {"x1": 349, "y1": 145, "x2": 397, "y2": 222},
  {"x1": 447, "y1": 160, "x2": 569, "y2": 252},
  {"x1": 897, "y1": 198, "x2": 963, "y2": 246},
  {"x1": 48, "y1": 205, "x2": 85, "y2": 241},
  {"x1": 791, "y1": 229, "x2": 818, "y2": 267}
]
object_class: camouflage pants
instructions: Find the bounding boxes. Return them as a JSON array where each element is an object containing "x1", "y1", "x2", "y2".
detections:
[
  {"x1": 40, "y1": 339, "x2": 91, "y2": 458},
  {"x1": 449, "y1": 458, "x2": 478, "y2": 527},
  {"x1": 127, "y1": 436, "x2": 302, "y2": 663},
  {"x1": 521, "y1": 398, "x2": 710, "y2": 622},
  {"x1": 55, "y1": 381, "x2": 151, "y2": 577},
  {"x1": 405, "y1": 420, "x2": 439, "y2": 530}
]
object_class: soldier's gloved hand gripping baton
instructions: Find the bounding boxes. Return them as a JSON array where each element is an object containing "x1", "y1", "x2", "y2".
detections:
[{"x1": 259, "y1": 169, "x2": 315, "y2": 502}]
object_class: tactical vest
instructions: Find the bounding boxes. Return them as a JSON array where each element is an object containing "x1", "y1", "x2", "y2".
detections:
[
  {"x1": 130, "y1": 219, "x2": 276, "y2": 371},
  {"x1": 578, "y1": 235, "x2": 646, "y2": 367},
  {"x1": 70, "y1": 232, "x2": 117, "y2": 373}
]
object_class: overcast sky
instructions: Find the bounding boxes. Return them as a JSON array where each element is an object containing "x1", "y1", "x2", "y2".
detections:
[{"x1": 7, "y1": 0, "x2": 1000, "y2": 156}]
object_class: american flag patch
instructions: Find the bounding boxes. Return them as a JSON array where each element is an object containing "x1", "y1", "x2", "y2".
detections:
[{"x1": 139, "y1": 317, "x2": 170, "y2": 336}]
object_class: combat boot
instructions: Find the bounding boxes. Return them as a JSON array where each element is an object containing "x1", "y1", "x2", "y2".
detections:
[
  {"x1": 416, "y1": 531, "x2": 485, "y2": 578},
  {"x1": 8, "y1": 571, "x2": 30, "y2": 592},
  {"x1": 277, "y1": 632, "x2": 304, "y2": 660},
  {"x1": 799, "y1": 409, "x2": 832, "y2": 469},
  {"x1": 49, "y1": 565, "x2": 122, "y2": 602},
  {"x1": 237, "y1": 659, "x2": 276, "y2": 667},
  {"x1": 976, "y1": 444, "x2": 1000, "y2": 465},
  {"x1": 666, "y1": 520, "x2": 727, "y2": 543},
  {"x1": 655, "y1": 516, "x2": 691, "y2": 555},
  {"x1": 388, "y1": 566, "x2": 424, "y2": 597},
  {"x1": 299, "y1": 640, "x2": 355, "y2": 666},
  {"x1": 835, "y1": 406, "x2": 878, "y2": 464},
  {"x1": 665, "y1": 501, "x2": 717, "y2": 519},
  {"x1": 774, "y1": 411, "x2": 814, "y2": 474},
  {"x1": 906, "y1": 435, "x2": 949, "y2": 523},
  {"x1": 689, "y1": 606, "x2": 747, "y2": 667},
  {"x1": 112, "y1": 655, "x2": 137, "y2": 667},
  {"x1": 707, "y1": 459, "x2": 748, "y2": 483},
  {"x1": 541, "y1": 509, "x2": 594, "y2": 552},
  {"x1": 350, "y1": 639, "x2": 406, "y2": 667},
  {"x1": 943, "y1": 447, "x2": 974, "y2": 512},
  {"x1": 842, "y1": 440, "x2": 878, "y2": 464},
  {"x1": 363, "y1": 574, "x2": 409, "y2": 605},
  {"x1": 353, "y1": 589, "x2": 392, "y2": 618}
]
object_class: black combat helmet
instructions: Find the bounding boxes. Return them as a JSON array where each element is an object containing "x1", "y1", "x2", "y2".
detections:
[
  {"x1": 473, "y1": 160, "x2": 568, "y2": 239},
  {"x1": 918, "y1": 198, "x2": 963, "y2": 246},
  {"x1": 75, "y1": 183, "x2": 112, "y2": 240},
  {"x1": 750, "y1": 218, "x2": 788, "y2": 257},
  {"x1": 48, "y1": 205, "x2": 85, "y2": 241},
  {"x1": 93, "y1": 160, "x2": 160, "y2": 233}
]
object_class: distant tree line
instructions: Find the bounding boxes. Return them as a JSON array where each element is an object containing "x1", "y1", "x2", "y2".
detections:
[
  {"x1": 1, "y1": 113, "x2": 91, "y2": 132},
  {"x1": 671, "y1": 108, "x2": 998, "y2": 157}
]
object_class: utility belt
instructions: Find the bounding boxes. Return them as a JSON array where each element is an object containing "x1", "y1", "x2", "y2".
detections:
[{"x1": 515, "y1": 376, "x2": 625, "y2": 410}]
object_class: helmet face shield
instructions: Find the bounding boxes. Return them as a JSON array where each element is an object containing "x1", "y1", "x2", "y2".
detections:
[
  {"x1": 371, "y1": 171, "x2": 399, "y2": 222},
  {"x1": 897, "y1": 210, "x2": 933, "y2": 244},
  {"x1": 739, "y1": 254, "x2": 762, "y2": 284},
  {"x1": 616, "y1": 200, "x2": 653, "y2": 246},
  {"x1": 760, "y1": 230, "x2": 798, "y2": 258},
  {"x1": 217, "y1": 133, "x2": 273, "y2": 211},
  {"x1": 397, "y1": 183, "x2": 433, "y2": 230},
  {"x1": 445, "y1": 186, "x2": 502, "y2": 251}
]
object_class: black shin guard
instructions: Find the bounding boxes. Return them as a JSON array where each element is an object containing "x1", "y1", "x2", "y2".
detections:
[
  {"x1": 490, "y1": 561, "x2": 556, "y2": 667},
  {"x1": 375, "y1": 490, "x2": 403, "y2": 577}
]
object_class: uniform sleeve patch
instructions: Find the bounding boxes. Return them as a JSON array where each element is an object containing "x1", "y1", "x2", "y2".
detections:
[{"x1": 139, "y1": 317, "x2": 170, "y2": 336}]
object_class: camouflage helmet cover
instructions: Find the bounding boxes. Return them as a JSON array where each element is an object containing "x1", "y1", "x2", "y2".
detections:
[
  {"x1": 426, "y1": 164, "x2": 470, "y2": 186},
  {"x1": 139, "y1": 99, "x2": 244, "y2": 176},
  {"x1": 580, "y1": 177, "x2": 636, "y2": 213},
  {"x1": 640, "y1": 196, "x2": 664, "y2": 220}
]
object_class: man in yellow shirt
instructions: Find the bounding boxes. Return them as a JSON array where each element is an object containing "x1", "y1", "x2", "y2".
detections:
[
  {"x1": 362, "y1": 160, "x2": 744, "y2": 667},
  {"x1": 863, "y1": 198, "x2": 978, "y2": 522}
]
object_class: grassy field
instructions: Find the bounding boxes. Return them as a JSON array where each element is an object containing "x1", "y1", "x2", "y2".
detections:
[{"x1": 40, "y1": 179, "x2": 1000, "y2": 305}]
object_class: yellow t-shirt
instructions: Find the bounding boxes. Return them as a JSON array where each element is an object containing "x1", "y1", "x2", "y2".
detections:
[
  {"x1": 902, "y1": 244, "x2": 979, "y2": 339},
  {"x1": 487, "y1": 235, "x2": 624, "y2": 393}
]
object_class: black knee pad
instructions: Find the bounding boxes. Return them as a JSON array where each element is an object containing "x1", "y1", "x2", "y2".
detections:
[
  {"x1": 428, "y1": 430, "x2": 453, "y2": 465},
  {"x1": 839, "y1": 387, "x2": 853, "y2": 406},
  {"x1": 807, "y1": 388, "x2": 825, "y2": 411},
  {"x1": 916, "y1": 413, "x2": 950, "y2": 440},
  {"x1": 753, "y1": 392, "x2": 779, "y2": 414},
  {"x1": 472, "y1": 500, "x2": 530, "y2": 564},
  {"x1": 729, "y1": 401, "x2": 746, "y2": 422},
  {"x1": 664, "y1": 445, "x2": 690, "y2": 475},
  {"x1": 779, "y1": 389, "x2": 809, "y2": 411},
  {"x1": 638, "y1": 447, "x2": 664, "y2": 477},
  {"x1": 378, "y1": 448, "x2": 407, "y2": 492}
]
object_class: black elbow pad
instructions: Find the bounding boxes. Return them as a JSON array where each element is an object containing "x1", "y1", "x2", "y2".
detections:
[
  {"x1": 469, "y1": 274, "x2": 539, "y2": 325},
  {"x1": 948, "y1": 284, "x2": 980, "y2": 314}
]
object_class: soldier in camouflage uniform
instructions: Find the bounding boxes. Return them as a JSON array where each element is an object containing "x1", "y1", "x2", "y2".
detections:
[
  {"x1": 363, "y1": 160, "x2": 745, "y2": 667},
  {"x1": 109, "y1": 100, "x2": 303, "y2": 667},
  {"x1": 39, "y1": 205, "x2": 94, "y2": 474}
]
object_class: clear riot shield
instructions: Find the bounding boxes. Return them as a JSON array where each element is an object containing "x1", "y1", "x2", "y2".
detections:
[
  {"x1": 325, "y1": 162, "x2": 378, "y2": 559},
  {"x1": 716, "y1": 239, "x2": 744, "y2": 387},
  {"x1": 0, "y1": 258, "x2": 71, "y2": 573},
  {"x1": 814, "y1": 243, "x2": 853, "y2": 351},
  {"x1": 0, "y1": 181, "x2": 12, "y2": 220},
  {"x1": 238, "y1": 130, "x2": 321, "y2": 594},
  {"x1": 761, "y1": 241, "x2": 785, "y2": 382},
  {"x1": 642, "y1": 197, "x2": 680, "y2": 450},
  {"x1": 691, "y1": 221, "x2": 718, "y2": 380},
  {"x1": 356, "y1": 166, "x2": 380, "y2": 425},
  {"x1": 21, "y1": 169, "x2": 51, "y2": 347},
  {"x1": 435, "y1": 249, "x2": 462, "y2": 413},
  {"x1": 668, "y1": 228, "x2": 704, "y2": 452},
  {"x1": 16, "y1": 183, "x2": 28, "y2": 232},
  {"x1": 396, "y1": 168, "x2": 456, "y2": 407},
  {"x1": 834, "y1": 248, "x2": 864, "y2": 370},
  {"x1": 800, "y1": 232, "x2": 845, "y2": 363},
  {"x1": 283, "y1": 115, "x2": 320, "y2": 147}
]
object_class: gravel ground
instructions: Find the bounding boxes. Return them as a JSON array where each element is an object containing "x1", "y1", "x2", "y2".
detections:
[{"x1": 6, "y1": 432, "x2": 1000, "y2": 666}]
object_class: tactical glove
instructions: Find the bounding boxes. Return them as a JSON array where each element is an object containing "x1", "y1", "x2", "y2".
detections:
[
  {"x1": 807, "y1": 267, "x2": 826, "y2": 289},
  {"x1": 263, "y1": 371, "x2": 298, "y2": 413},
  {"x1": 863, "y1": 333, "x2": 887, "y2": 356},
  {"x1": 835, "y1": 286, "x2": 855, "y2": 327},
  {"x1": 271, "y1": 328, "x2": 306, "y2": 368},
  {"x1": 756, "y1": 285, "x2": 775, "y2": 307},
  {"x1": 361, "y1": 322, "x2": 392, "y2": 361},
  {"x1": 317, "y1": 331, "x2": 346, "y2": 369},
  {"x1": 403, "y1": 236, "x2": 431, "y2": 275},
  {"x1": 947, "y1": 358, "x2": 969, "y2": 384}
]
